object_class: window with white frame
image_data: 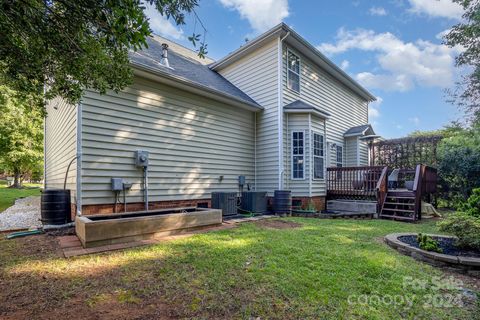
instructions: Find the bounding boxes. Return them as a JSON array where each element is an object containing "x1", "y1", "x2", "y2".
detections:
[
  {"x1": 291, "y1": 131, "x2": 304, "y2": 179},
  {"x1": 336, "y1": 145, "x2": 343, "y2": 167},
  {"x1": 287, "y1": 50, "x2": 300, "y2": 92},
  {"x1": 312, "y1": 132, "x2": 325, "y2": 179}
]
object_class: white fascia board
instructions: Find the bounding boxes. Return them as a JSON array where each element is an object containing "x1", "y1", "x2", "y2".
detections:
[{"x1": 284, "y1": 108, "x2": 331, "y2": 119}]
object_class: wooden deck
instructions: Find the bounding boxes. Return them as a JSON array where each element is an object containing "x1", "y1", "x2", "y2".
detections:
[{"x1": 327, "y1": 165, "x2": 437, "y2": 221}]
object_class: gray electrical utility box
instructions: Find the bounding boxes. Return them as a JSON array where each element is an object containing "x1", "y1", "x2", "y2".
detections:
[
  {"x1": 134, "y1": 150, "x2": 149, "y2": 167},
  {"x1": 111, "y1": 178, "x2": 124, "y2": 191}
]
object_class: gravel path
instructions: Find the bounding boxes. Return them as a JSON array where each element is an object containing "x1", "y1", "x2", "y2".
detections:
[{"x1": 0, "y1": 196, "x2": 42, "y2": 231}]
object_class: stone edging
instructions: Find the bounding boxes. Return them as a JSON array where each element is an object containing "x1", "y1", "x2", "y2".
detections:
[{"x1": 384, "y1": 233, "x2": 480, "y2": 277}]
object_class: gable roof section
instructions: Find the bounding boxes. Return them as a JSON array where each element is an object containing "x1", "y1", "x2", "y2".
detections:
[
  {"x1": 344, "y1": 124, "x2": 376, "y2": 137},
  {"x1": 284, "y1": 100, "x2": 331, "y2": 119},
  {"x1": 129, "y1": 36, "x2": 262, "y2": 111},
  {"x1": 211, "y1": 23, "x2": 376, "y2": 102}
]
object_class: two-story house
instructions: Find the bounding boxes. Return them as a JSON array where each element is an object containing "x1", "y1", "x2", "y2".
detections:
[{"x1": 45, "y1": 23, "x2": 377, "y2": 216}]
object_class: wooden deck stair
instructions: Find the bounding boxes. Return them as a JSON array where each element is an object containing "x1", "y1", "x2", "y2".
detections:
[
  {"x1": 327, "y1": 164, "x2": 437, "y2": 222},
  {"x1": 380, "y1": 191, "x2": 416, "y2": 221}
]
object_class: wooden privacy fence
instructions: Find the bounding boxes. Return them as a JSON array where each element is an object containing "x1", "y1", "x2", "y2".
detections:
[{"x1": 327, "y1": 166, "x2": 386, "y2": 200}]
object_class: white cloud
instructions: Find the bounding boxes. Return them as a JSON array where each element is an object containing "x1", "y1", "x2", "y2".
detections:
[
  {"x1": 340, "y1": 60, "x2": 350, "y2": 70},
  {"x1": 409, "y1": 116, "x2": 420, "y2": 125},
  {"x1": 369, "y1": 7, "x2": 388, "y2": 16},
  {"x1": 317, "y1": 28, "x2": 462, "y2": 92},
  {"x1": 369, "y1": 97, "x2": 383, "y2": 119},
  {"x1": 219, "y1": 0, "x2": 289, "y2": 33},
  {"x1": 407, "y1": 0, "x2": 464, "y2": 20},
  {"x1": 144, "y1": 5, "x2": 184, "y2": 40}
]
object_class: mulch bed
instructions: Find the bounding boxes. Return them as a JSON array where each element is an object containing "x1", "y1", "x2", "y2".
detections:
[{"x1": 398, "y1": 235, "x2": 480, "y2": 258}]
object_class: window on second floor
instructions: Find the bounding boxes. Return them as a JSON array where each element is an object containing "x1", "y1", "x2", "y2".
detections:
[
  {"x1": 287, "y1": 50, "x2": 300, "y2": 93},
  {"x1": 292, "y1": 131, "x2": 304, "y2": 179},
  {"x1": 313, "y1": 132, "x2": 325, "y2": 179}
]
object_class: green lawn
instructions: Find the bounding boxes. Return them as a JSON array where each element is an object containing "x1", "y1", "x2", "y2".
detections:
[
  {"x1": 0, "y1": 180, "x2": 42, "y2": 212},
  {"x1": 0, "y1": 218, "x2": 478, "y2": 319}
]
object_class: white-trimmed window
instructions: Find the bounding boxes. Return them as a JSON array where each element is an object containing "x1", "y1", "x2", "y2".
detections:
[
  {"x1": 287, "y1": 50, "x2": 300, "y2": 92},
  {"x1": 312, "y1": 132, "x2": 325, "y2": 179},
  {"x1": 291, "y1": 131, "x2": 304, "y2": 179},
  {"x1": 336, "y1": 145, "x2": 343, "y2": 167}
]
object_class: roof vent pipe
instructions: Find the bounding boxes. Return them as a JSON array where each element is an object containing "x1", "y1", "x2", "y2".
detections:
[{"x1": 160, "y1": 43, "x2": 170, "y2": 68}]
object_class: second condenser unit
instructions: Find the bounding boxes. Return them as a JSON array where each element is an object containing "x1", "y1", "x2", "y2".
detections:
[{"x1": 240, "y1": 191, "x2": 268, "y2": 214}]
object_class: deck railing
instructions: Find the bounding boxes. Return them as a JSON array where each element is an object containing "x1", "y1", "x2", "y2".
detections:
[
  {"x1": 327, "y1": 166, "x2": 386, "y2": 200},
  {"x1": 327, "y1": 164, "x2": 438, "y2": 221}
]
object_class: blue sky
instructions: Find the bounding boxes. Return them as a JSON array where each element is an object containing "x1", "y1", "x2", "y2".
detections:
[{"x1": 145, "y1": 0, "x2": 466, "y2": 138}]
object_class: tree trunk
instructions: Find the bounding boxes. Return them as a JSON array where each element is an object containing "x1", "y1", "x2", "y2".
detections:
[{"x1": 12, "y1": 171, "x2": 22, "y2": 188}]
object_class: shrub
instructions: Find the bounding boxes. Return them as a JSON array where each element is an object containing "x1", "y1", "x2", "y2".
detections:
[
  {"x1": 459, "y1": 188, "x2": 480, "y2": 217},
  {"x1": 437, "y1": 125, "x2": 480, "y2": 204},
  {"x1": 438, "y1": 213, "x2": 480, "y2": 250},
  {"x1": 416, "y1": 233, "x2": 443, "y2": 253}
]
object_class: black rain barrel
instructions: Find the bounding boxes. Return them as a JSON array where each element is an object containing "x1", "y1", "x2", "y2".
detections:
[
  {"x1": 273, "y1": 190, "x2": 292, "y2": 216},
  {"x1": 41, "y1": 189, "x2": 72, "y2": 225}
]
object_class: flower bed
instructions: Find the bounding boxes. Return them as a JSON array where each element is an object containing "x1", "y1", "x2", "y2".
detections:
[{"x1": 385, "y1": 233, "x2": 480, "y2": 277}]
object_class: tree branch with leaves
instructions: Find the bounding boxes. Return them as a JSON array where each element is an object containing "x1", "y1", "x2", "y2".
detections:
[
  {"x1": 444, "y1": 0, "x2": 480, "y2": 119},
  {"x1": 0, "y1": 0, "x2": 206, "y2": 106}
]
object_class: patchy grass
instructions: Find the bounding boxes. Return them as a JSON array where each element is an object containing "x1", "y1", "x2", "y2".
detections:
[
  {"x1": 0, "y1": 218, "x2": 478, "y2": 319},
  {"x1": 0, "y1": 180, "x2": 42, "y2": 212}
]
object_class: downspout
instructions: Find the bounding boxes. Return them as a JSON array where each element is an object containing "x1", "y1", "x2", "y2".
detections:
[
  {"x1": 76, "y1": 101, "x2": 83, "y2": 216},
  {"x1": 254, "y1": 112, "x2": 257, "y2": 190},
  {"x1": 43, "y1": 86, "x2": 47, "y2": 189},
  {"x1": 43, "y1": 113, "x2": 47, "y2": 189},
  {"x1": 277, "y1": 31, "x2": 290, "y2": 190},
  {"x1": 308, "y1": 114, "x2": 312, "y2": 197},
  {"x1": 285, "y1": 113, "x2": 289, "y2": 189}
]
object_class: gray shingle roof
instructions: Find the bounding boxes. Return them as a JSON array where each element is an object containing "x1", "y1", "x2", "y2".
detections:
[
  {"x1": 129, "y1": 37, "x2": 260, "y2": 109},
  {"x1": 344, "y1": 124, "x2": 375, "y2": 137},
  {"x1": 284, "y1": 100, "x2": 331, "y2": 117}
]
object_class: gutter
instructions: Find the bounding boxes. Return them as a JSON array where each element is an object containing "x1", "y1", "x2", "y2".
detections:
[{"x1": 130, "y1": 61, "x2": 263, "y2": 112}]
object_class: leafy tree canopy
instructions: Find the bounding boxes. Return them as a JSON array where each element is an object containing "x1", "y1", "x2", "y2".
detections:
[
  {"x1": 0, "y1": 0, "x2": 204, "y2": 105},
  {"x1": 0, "y1": 86, "x2": 44, "y2": 188},
  {"x1": 444, "y1": 0, "x2": 480, "y2": 117}
]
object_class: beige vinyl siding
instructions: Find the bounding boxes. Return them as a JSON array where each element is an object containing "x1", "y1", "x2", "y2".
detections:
[
  {"x1": 359, "y1": 139, "x2": 369, "y2": 165},
  {"x1": 284, "y1": 114, "x2": 309, "y2": 196},
  {"x1": 80, "y1": 77, "x2": 255, "y2": 205},
  {"x1": 217, "y1": 39, "x2": 279, "y2": 194},
  {"x1": 44, "y1": 97, "x2": 77, "y2": 202},
  {"x1": 282, "y1": 45, "x2": 368, "y2": 163},
  {"x1": 345, "y1": 137, "x2": 358, "y2": 166},
  {"x1": 311, "y1": 115, "x2": 326, "y2": 196}
]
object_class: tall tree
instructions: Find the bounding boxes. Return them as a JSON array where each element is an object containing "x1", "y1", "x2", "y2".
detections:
[
  {"x1": 0, "y1": 0, "x2": 205, "y2": 105},
  {"x1": 0, "y1": 86, "x2": 44, "y2": 188},
  {"x1": 444, "y1": 0, "x2": 480, "y2": 118}
]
